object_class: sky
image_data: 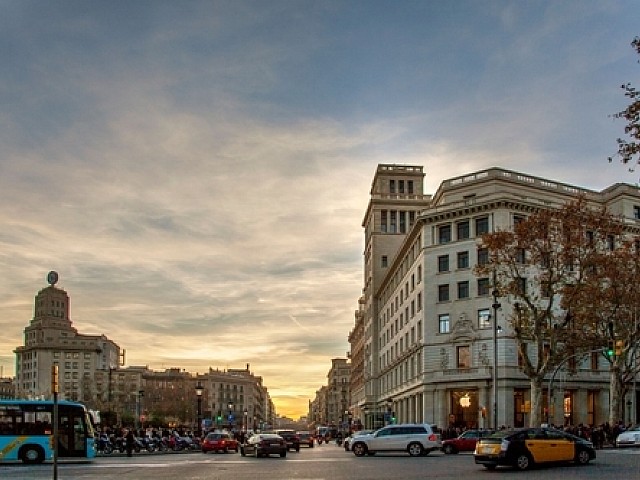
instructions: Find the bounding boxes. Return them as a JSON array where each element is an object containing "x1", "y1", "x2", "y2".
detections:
[{"x1": 0, "y1": 0, "x2": 638, "y2": 419}]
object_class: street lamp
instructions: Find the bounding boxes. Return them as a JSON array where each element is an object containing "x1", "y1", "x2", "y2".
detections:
[
  {"x1": 491, "y1": 270, "x2": 501, "y2": 431},
  {"x1": 244, "y1": 408, "x2": 248, "y2": 434},
  {"x1": 136, "y1": 389, "x2": 144, "y2": 432},
  {"x1": 195, "y1": 381, "x2": 203, "y2": 438}
]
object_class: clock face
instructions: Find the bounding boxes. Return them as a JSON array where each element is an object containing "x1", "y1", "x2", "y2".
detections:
[{"x1": 47, "y1": 271, "x2": 59, "y2": 285}]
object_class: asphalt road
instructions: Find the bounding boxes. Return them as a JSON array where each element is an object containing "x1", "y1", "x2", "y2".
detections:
[{"x1": 2, "y1": 444, "x2": 640, "y2": 480}]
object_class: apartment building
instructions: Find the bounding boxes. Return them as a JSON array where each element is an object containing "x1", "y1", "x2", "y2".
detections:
[{"x1": 354, "y1": 164, "x2": 640, "y2": 430}]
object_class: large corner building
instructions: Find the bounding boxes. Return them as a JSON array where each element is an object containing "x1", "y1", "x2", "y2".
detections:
[{"x1": 352, "y1": 164, "x2": 640, "y2": 430}]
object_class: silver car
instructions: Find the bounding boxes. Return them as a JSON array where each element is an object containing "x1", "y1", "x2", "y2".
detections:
[
  {"x1": 351, "y1": 424, "x2": 441, "y2": 457},
  {"x1": 616, "y1": 425, "x2": 640, "y2": 447}
]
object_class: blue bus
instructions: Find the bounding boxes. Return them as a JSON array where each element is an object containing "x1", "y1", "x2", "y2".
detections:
[{"x1": 0, "y1": 399, "x2": 96, "y2": 464}]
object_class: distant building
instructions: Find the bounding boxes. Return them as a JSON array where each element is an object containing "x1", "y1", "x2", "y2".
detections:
[
  {"x1": 14, "y1": 272, "x2": 121, "y2": 401},
  {"x1": 326, "y1": 358, "x2": 350, "y2": 428},
  {"x1": 0, "y1": 377, "x2": 15, "y2": 399}
]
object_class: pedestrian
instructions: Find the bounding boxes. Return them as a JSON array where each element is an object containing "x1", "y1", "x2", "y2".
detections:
[{"x1": 125, "y1": 428, "x2": 135, "y2": 457}]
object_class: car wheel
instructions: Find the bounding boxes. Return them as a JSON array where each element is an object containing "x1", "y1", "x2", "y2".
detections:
[
  {"x1": 352, "y1": 442, "x2": 367, "y2": 457},
  {"x1": 443, "y1": 444, "x2": 456, "y2": 454},
  {"x1": 408, "y1": 442, "x2": 424, "y2": 457},
  {"x1": 515, "y1": 453, "x2": 532, "y2": 471},
  {"x1": 295, "y1": 447, "x2": 300, "y2": 452},
  {"x1": 576, "y1": 449, "x2": 591, "y2": 465}
]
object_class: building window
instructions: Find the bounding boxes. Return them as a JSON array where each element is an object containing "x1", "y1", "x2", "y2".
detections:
[
  {"x1": 477, "y1": 247, "x2": 489, "y2": 266},
  {"x1": 399, "y1": 211, "x2": 406, "y2": 233},
  {"x1": 390, "y1": 180, "x2": 396, "y2": 193},
  {"x1": 457, "y1": 251, "x2": 469, "y2": 269},
  {"x1": 381, "y1": 255, "x2": 388, "y2": 268},
  {"x1": 478, "y1": 308, "x2": 491, "y2": 329},
  {"x1": 515, "y1": 248, "x2": 526, "y2": 264},
  {"x1": 590, "y1": 352, "x2": 599, "y2": 370},
  {"x1": 408, "y1": 180, "x2": 414, "y2": 194},
  {"x1": 381, "y1": 210, "x2": 387, "y2": 233},
  {"x1": 514, "y1": 214, "x2": 526, "y2": 227},
  {"x1": 635, "y1": 206, "x2": 640, "y2": 220},
  {"x1": 457, "y1": 346, "x2": 471, "y2": 368},
  {"x1": 438, "y1": 284, "x2": 450, "y2": 302},
  {"x1": 457, "y1": 221, "x2": 470, "y2": 240},
  {"x1": 439, "y1": 314, "x2": 450, "y2": 333},
  {"x1": 475, "y1": 216, "x2": 489, "y2": 236},
  {"x1": 390, "y1": 210, "x2": 397, "y2": 233},
  {"x1": 417, "y1": 265, "x2": 422, "y2": 283},
  {"x1": 477, "y1": 278, "x2": 490, "y2": 296},
  {"x1": 417, "y1": 292, "x2": 422, "y2": 311},
  {"x1": 457, "y1": 281, "x2": 469, "y2": 299},
  {"x1": 438, "y1": 255, "x2": 449, "y2": 272},
  {"x1": 398, "y1": 180, "x2": 405, "y2": 193},
  {"x1": 438, "y1": 224, "x2": 452, "y2": 244}
]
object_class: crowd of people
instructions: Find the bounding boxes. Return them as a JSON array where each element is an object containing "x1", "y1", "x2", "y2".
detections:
[{"x1": 441, "y1": 420, "x2": 635, "y2": 449}]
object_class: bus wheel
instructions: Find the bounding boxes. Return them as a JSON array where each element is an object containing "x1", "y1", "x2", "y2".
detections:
[{"x1": 20, "y1": 445, "x2": 45, "y2": 464}]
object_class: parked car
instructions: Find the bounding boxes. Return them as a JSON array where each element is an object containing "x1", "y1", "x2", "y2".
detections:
[
  {"x1": 297, "y1": 431, "x2": 314, "y2": 447},
  {"x1": 615, "y1": 424, "x2": 640, "y2": 447},
  {"x1": 442, "y1": 429, "x2": 493, "y2": 454},
  {"x1": 350, "y1": 424, "x2": 441, "y2": 457},
  {"x1": 201, "y1": 431, "x2": 239, "y2": 454},
  {"x1": 474, "y1": 427, "x2": 596, "y2": 471},
  {"x1": 240, "y1": 433, "x2": 287, "y2": 458},
  {"x1": 274, "y1": 429, "x2": 300, "y2": 452},
  {"x1": 343, "y1": 430, "x2": 375, "y2": 451}
]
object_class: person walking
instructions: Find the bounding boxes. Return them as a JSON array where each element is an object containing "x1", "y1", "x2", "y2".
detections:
[{"x1": 125, "y1": 428, "x2": 135, "y2": 457}]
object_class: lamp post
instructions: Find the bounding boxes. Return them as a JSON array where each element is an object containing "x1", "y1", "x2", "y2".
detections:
[
  {"x1": 195, "y1": 381, "x2": 203, "y2": 438},
  {"x1": 136, "y1": 389, "x2": 144, "y2": 432},
  {"x1": 491, "y1": 271, "x2": 501, "y2": 431},
  {"x1": 244, "y1": 408, "x2": 248, "y2": 434}
]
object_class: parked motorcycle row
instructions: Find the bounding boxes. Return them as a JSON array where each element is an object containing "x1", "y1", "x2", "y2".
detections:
[{"x1": 96, "y1": 431, "x2": 201, "y2": 455}]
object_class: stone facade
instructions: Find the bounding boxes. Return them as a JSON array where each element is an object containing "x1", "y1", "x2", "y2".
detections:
[{"x1": 353, "y1": 164, "x2": 640, "y2": 430}]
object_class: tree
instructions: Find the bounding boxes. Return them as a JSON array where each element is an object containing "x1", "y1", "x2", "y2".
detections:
[
  {"x1": 610, "y1": 37, "x2": 640, "y2": 167},
  {"x1": 573, "y1": 238, "x2": 640, "y2": 423},
  {"x1": 476, "y1": 196, "x2": 625, "y2": 427}
]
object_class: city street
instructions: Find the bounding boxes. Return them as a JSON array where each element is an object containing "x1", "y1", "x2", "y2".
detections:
[{"x1": 1, "y1": 444, "x2": 640, "y2": 480}]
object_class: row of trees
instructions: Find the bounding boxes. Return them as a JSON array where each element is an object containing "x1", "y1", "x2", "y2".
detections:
[{"x1": 476, "y1": 197, "x2": 640, "y2": 426}]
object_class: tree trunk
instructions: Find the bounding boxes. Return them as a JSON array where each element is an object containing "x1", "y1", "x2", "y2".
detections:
[
  {"x1": 529, "y1": 376, "x2": 543, "y2": 427},
  {"x1": 609, "y1": 364, "x2": 622, "y2": 425}
]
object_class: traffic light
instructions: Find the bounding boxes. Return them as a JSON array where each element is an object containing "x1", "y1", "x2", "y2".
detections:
[
  {"x1": 615, "y1": 340, "x2": 624, "y2": 357},
  {"x1": 606, "y1": 340, "x2": 615, "y2": 358},
  {"x1": 390, "y1": 412, "x2": 396, "y2": 424}
]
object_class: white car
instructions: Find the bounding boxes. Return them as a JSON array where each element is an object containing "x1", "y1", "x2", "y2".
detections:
[
  {"x1": 616, "y1": 425, "x2": 640, "y2": 447},
  {"x1": 343, "y1": 429, "x2": 374, "y2": 451},
  {"x1": 350, "y1": 424, "x2": 441, "y2": 457}
]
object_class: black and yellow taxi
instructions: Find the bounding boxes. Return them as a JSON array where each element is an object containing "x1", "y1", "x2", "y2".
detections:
[{"x1": 474, "y1": 427, "x2": 596, "y2": 471}]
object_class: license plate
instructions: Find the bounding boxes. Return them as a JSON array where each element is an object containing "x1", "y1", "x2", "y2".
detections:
[{"x1": 481, "y1": 445, "x2": 495, "y2": 454}]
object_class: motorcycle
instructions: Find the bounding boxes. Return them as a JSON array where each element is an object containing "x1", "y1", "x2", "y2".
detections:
[{"x1": 96, "y1": 433, "x2": 113, "y2": 454}]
